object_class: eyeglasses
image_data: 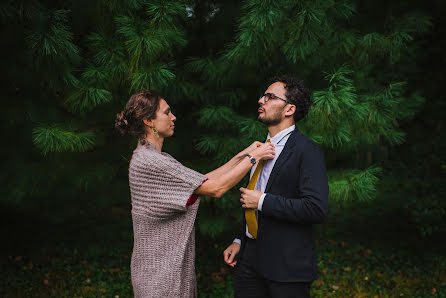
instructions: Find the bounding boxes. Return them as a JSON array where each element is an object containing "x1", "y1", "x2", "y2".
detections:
[{"x1": 260, "y1": 92, "x2": 288, "y2": 103}]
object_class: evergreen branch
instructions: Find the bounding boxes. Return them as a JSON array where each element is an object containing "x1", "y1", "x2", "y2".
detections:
[
  {"x1": 81, "y1": 66, "x2": 112, "y2": 88},
  {"x1": 130, "y1": 62, "x2": 175, "y2": 91},
  {"x1": 32, "y1": 125, "x2": 96, "y2": 155},
  {"x1": 186, "y1": 56, "x2": 229, "y2": 86},
  {"x1": 239, "y1": 117, "x2": 268, "y2": 142},
  {"x1": 196, "y1": 135, "x2": 220, "y2": 154},
  {"x1": 360, "y1": 32, "x2": 388, "y2": 56},
  {"x1": 65, "y1": 85, "x2": 113, "y2": 113},
  {"x1": 26, "y1": 9, "x2": 80, "y2": 64},
  {"x1": 328, "y1": 166, "x2": 382, "y2": 202},
  {"x1": 87, "y1": 31, "x2": 126, "y2": 67},
  {"x1": 354, "y1": 81, "x2": 422, "y2": 146},
  {"x1": 197, "y1": 106, "x2": 240, "y2": 129},
  {"x1": 146, "y1": 0, "x2": 187, "y2": 25},
  {"x1": 327, "y1": 0, "x2": 355, "y2": 20},
  {"x1": 304, "y1": 65, "x2": 361, "y2": 148},
  {"x1": 196, "y1": 136, "x2": 244, "y2": 164},
  {"x1": 116, "y1": 15, "x2": 186, "y2": 69},
  {"x1": 100, "y1": 0, "x2": 143, "y2": 13},
  {"x1": 221, "y1": 0, "x2": 285, "y2": 64},
  {"x1": 389, "y1": 31, "x2": 413, "y2": 64},
  {"x1": 394, "y1": 12, "x2": 432, "y2": 35}
]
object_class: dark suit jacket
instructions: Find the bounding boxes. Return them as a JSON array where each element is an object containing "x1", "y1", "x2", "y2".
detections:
[{"x1": 236, "y1": 127, "x2": 329, "y2": 282}]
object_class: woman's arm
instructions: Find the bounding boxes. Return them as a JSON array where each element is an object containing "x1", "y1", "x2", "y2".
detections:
[
  {"x1": 194, "y1": 143, "x2": 275, "y2": 198},
  {"x1": 205, "y1": 141, "x2": 262, "y2": 180}
]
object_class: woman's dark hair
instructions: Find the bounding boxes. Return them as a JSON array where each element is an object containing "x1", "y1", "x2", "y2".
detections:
[
  {"x1": 269, "y1": 75, "x2": 311, "y2": 122},
  {"x1": 115, "y1": 90, "x2": 162, "y2": 137}
]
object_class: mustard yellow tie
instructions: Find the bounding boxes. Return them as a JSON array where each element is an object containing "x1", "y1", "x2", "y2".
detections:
[{"x1": 245, "y1": 139, "x2": 270, "y2": 239}]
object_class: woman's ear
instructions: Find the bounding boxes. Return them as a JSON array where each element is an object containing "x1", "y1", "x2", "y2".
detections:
[{"x1": 143, "y1": 119, "x2": 153, "y2": 128}]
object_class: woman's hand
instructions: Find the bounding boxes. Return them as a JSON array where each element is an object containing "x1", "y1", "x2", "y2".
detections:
[
  {"x1": 239, "y1": 141, "x2": 262, "y2": 157},
  {"x1": 250, "y1": 142, "x2": 275, "y2": 161}
]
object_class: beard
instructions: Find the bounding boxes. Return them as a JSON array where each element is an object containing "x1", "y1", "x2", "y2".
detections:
[{"x1": 258, "y1": 110, "x2": 283, "y2": 126}]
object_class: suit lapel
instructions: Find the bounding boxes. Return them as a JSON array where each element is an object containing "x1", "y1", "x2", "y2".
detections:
[{"x1": 265, "y1": 129, "x2": 298, "y2": 193}]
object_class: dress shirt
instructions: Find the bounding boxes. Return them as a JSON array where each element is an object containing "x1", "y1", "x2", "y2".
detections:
[{"x1": 234, "y1": 125, "x2": 295, "y2": 244}]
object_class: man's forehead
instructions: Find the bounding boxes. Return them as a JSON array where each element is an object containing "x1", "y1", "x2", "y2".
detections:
[{"x1": 266, "y1": 82, "x2": 286, "y2": 94}]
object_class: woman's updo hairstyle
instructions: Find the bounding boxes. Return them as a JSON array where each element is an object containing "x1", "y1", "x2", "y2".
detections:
[{"x1": 115, "y1": 90, "x2": 162, "y2": 137}]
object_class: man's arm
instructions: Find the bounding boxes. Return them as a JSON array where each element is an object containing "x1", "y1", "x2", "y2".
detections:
[{"x1": 223, "y1": 210, "x2": 245, "y2": 267}]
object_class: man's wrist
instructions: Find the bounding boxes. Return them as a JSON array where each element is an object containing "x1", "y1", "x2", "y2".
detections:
[{"x1": 258, "y1": 193, "x2": 266, "y2": 211}]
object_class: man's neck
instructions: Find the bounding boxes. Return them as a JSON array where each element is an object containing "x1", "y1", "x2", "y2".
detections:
[{"x1": 268, "y1": 120, "x2": 295, "y2": 138}]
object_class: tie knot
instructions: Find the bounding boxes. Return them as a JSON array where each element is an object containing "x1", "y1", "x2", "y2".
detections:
[{"x1": 266, "y1": 139, "x2": 271, "y2": 143}]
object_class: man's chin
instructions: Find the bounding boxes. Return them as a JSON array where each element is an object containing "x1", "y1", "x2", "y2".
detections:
[
  {"x1": 258, "y1": 116, "x2": 281, "y2": 126},
  {"x1": 257, "y1": 115, "x2": 269, "y2": 124}
]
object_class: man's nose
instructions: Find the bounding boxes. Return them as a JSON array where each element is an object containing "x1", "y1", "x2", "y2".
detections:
[{"x1": 258, "y1": 96, "x2": 265, "y2": 105}]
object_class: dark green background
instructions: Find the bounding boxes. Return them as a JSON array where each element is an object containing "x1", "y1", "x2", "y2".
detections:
[{"x1": 1, "y1": 0, "x2": 445, "y2": 296}]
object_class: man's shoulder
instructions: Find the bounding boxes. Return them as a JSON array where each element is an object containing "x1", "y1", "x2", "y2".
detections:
[{"x1": 289, "y1": 129, "x2": 322, "y2": 152}]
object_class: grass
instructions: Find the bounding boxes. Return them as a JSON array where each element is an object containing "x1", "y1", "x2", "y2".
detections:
[{"x1": 1, "y1": 199, "x2": 446, "y2": 297}]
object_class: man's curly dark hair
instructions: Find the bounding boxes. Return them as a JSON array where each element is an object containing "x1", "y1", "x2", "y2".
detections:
[{"x1": 269, "y1": 75, "x2": 311, "y2": 122}]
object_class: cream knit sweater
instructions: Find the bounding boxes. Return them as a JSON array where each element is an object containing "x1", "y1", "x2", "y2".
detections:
[{"x1": 129, "y1": 140, "x2": 206, "y2": 298}]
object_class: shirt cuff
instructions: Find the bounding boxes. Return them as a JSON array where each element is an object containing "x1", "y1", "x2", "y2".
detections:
[
  {"x1": 258, "y1": 193, "x2": 267, "y2": 211},
  {"x1": 233, "y1": 238, "x2": 241, "y2": 245}
]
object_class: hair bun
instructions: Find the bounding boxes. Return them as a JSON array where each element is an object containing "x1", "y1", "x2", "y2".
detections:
[{"x1": 115, "y1": 111, "x2": 128, "y2": 135}]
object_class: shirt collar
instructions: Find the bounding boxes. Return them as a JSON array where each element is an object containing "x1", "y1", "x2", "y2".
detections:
[{"x1": 267, "y1": 125, "x2": 295, "y2": 145}]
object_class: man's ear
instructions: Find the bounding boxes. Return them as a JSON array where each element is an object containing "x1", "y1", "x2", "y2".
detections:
[
  {"x1": 143, "y1": 119, "x2": 153, "y2": 127},
  {"x1": 285, "y1": 104, "x2": 296, "y2": 117}
]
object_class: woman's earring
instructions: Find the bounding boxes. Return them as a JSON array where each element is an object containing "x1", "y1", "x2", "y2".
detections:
[{"x1": 153, "y1": 127, "x2": 159, "y2": 138}]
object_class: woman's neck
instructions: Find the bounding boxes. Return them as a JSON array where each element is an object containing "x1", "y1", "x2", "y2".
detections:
[{"x1": 144, "y1": 135, "x2": 164, "y2": 152}]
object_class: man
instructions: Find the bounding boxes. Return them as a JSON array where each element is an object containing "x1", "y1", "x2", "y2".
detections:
[{"x1": 223, "y1": 75, "x2": 329, "y2": 297}]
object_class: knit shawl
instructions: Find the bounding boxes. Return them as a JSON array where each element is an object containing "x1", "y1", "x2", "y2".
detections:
[{"x1": 129, "y1": 141, "x2": 206, "y2": 298}]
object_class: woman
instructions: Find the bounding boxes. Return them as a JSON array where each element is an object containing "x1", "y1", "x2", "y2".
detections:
[{"x1": 115, "y1": 90, "x2": 274, "y2": 298}]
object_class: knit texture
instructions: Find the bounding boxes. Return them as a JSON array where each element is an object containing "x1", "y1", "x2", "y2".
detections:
[{"x1": 129, "y1": 140, "x2": 206, "y2": 298}]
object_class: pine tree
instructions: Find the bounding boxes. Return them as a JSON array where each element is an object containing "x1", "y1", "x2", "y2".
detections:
[
  {"x1": 1, "y1": 0, "x2": 433, "y2": 237},
  {"x1": 185, "y1": 0, "x2": 430, "y2": 236}
]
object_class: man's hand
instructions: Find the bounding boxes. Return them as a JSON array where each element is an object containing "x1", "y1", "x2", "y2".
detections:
[
  {"x1": 223, "y1": 242, "x2": 240, "y2": 267},
  {"x1": 240, "y1": 187, "x2": 262, "y2": 209}
]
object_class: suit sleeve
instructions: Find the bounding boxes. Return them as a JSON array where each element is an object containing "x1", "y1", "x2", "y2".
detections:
[
  {"x1": 261, "y1": 142, "x2": 329, "y2": 224},
  {"x1": 235, "y1": 208, "x2": 246, "y2": 241}
]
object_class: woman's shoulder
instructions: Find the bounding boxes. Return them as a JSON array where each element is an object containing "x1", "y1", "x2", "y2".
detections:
[{"x1": 131, "y1": 141, "x2": 180, "y2": 169}]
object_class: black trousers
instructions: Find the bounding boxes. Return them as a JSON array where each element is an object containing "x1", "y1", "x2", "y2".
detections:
[{"x1": 234, "y1": 238, "x2": 312, "y2": 298}]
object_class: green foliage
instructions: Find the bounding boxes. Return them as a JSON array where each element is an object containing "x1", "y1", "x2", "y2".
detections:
[
  {"x1": 328, "y1": 166, "x2": 382, "y2": 202},
  {"x1": 66, "y1": 85, "x2": 112, "y2": 113},
  {"x1": 2, "y1": 204, "x2": 445, "y2": 297},
  {"x1": 198, "y1": 216, "x2": 226, "y2": 237},
  {"x1": 25, "y1": 9, "x2": 80, "y2": 64},
  {"x1": 2, "y1": 0, "x2": 443, "y2": 285},
  {"x1": 32, "y1": 125, "x2": 96, "y2": 155}
]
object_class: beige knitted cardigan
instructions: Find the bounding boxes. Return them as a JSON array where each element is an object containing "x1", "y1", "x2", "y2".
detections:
[{"x1": 129, "y1": 141, "x2": 206, "y2": 298}]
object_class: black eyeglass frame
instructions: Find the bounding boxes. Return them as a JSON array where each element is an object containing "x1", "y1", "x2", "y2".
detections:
[{"x1": 260, "y1": 92, "x2": 290, "y2": 104}]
